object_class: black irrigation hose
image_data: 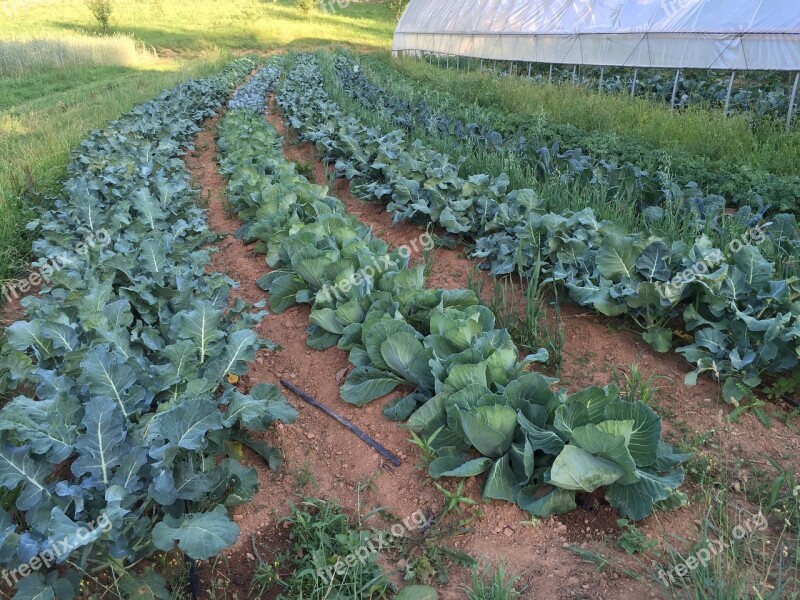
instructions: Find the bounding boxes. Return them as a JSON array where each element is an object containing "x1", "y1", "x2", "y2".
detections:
[{"x1": 280, "y1": 379, "x2": 402, "y2": 466}]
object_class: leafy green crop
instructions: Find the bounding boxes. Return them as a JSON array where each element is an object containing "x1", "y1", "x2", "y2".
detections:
[
  {"x1": 276, "y1": 52, "x2": 800, "y2": 400},
  {"x1": 0, "y1": 58, "x2": 298, "y2": 597},
  {"x1": 333, "y1": 54, "x2": 800, "y2": 216},
  {"x1": 216, "y1": 58, "x2": 689, "y2": 524}
]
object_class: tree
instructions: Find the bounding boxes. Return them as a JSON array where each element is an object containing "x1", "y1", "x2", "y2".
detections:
[
  {"x1": 86, "y1": 0, "x2": 113, "y2": 33},
  {"x1": 387, "y1": 0, "x2": 409, "y2": 21}
]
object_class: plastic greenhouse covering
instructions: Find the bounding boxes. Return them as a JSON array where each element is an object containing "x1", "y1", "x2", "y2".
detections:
[{"x1": 392, "y1": 0, "x2": 800, "y2": 71}]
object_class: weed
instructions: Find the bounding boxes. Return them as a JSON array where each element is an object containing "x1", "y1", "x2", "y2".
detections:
[
  {"x1": 655, "y1": 476, "x2": 798, "y2": 599},
  {"x1": 434, "y1": 480, "x2": 477, "y2": 521},
  {"x1": 612, "y1": 361, "x2": 672, "y2": 405},
  {"x1": 276, "y1": 498, "x2": 394, "y2": 599},
  {"x1": 294, "y1": 457, "x2": 316, "y2": 490},
  {"x1": 296, "y1": 159, "x2": 315, "y2": 181},
  {"x1": 421, "y1": 227, "x2": 438, "y2": 281},
  {"x1": 566, "y1": 544, "x2": 611, "y2": 574},
  {"x1": 616, "y1": 519, "x2": 657, "y2": 555},
  {"x1": 250, "y1": 560, "x2": 285, "y2": 597},
  {"x1": 386, "y1": 0, "x2": 409, "y2": 21},
  {"x1": 408, "y1": 426, "x2": 442, "y2": 467},
  {"x1": 728, "y1": 389, "x2": 773, "y2": 428},
  {"x1": 295, "y1": 0, "x2": 317, "y2": 14},
  {"x1": 762, "y1": 370, "x2": 800, "y2": 404},
  {"x1": 749, "y1": 457, "x2": 800, "y2": 536},
  {"x1": 464, "y1": 562, "x2": 521, "y2": 600},
  {"x1": 85, "y1": 0, "x2": 114, "y2": 33},
  {"x1": 467, "y1": 259, "x2": 565, "y2": 370}
]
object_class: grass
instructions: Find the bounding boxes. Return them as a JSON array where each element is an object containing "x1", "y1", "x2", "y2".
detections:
[
  {"x1": 0, "y1": 0, "x2": 395, "y2": 54},
  {"x1": 389, "y1": 55, "x2": 800, "y2": 177},
  {"x1": 0, "y1": 34, "x2": 157, "y2": 76},
  {"x1": 0, "y1": 0, "x2": 395, "y2": 296},
  {"x1": 465, "y1": 562, "x2": 521, "y2": 600}
]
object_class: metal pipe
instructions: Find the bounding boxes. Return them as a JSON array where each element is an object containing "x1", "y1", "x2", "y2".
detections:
[
  {"x1": 787, "y1": 72, "x2": 800, "y2": 133},
  {"x1": 670, "y1": 69, "x2": 680, "y2": 109},
  {"x1": 527, "y1": 62, "x2": 532, "y2": 77},
  {"x1": 572, "y1": 64, "x2": 577, "y2": 85},
  {"x1": 549, "y1": 64, "x2": 553, "y2": 84},
  {"x1": 598, "y1": 66, "x2": 604, "y2": 93},
  {"x1": 509, "y1": 61, "x2": 514, "y2": 76},
  {"x1": 631, "y1": 67, "x2": 639, "y2": 97},
  {"x1": 724, "y1": 70, "x2": 736, "y2": 115}
]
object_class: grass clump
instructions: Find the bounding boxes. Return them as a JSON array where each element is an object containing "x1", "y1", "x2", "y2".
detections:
[{"x1": 0, "y1": 34, "x2": 156, "y2": 76}]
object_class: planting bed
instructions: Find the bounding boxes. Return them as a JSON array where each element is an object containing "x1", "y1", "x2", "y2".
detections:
[{"x1": 0, "y1": 52, "x2": 797, "y2": 600}]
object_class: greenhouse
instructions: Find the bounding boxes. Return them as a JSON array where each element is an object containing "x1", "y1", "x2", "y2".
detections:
[{"x1": 392, "y1": 0, "x2": 800, "y2": 71}]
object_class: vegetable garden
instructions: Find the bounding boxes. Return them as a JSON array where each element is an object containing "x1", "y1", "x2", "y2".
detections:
[{"x1": 0, "y1": 45, "x2": 798, "y2": 600}]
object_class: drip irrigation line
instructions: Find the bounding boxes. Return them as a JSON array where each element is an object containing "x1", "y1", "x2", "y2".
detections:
[{"x1": 280, "y1": 379, "x2": 402, "y2": 466}]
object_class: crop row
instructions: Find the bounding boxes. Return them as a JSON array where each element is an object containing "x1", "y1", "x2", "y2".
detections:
[
  {"x1": 362, "y1": 53, "x2": 800, "y2": 216},
  {"x1": 0, "y1": 59, "x2": 298, "y2": 597},
  {"x1": 334, "y1": 55, "x2": 800, "y2": 217},
  {"x1": 278, "y1": 52, "x2": 800, "y2": 401},
  {"x1": 217, "y1": 55, "x2": 690, "y2": 526}
]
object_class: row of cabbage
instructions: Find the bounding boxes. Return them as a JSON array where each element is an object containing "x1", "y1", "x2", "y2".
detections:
[
  {"x1": 0, "y1": 59, "x2": 299, "y2": 599},
  {"x1": 217, "y1": 58, "x2": 690, "y2": 527},
  {"x1": 348, "y1": 54, "x2": 800, "y2": 216},
  {"x1": 279, "y1": 53, "x2": 800, "y2": 402}
]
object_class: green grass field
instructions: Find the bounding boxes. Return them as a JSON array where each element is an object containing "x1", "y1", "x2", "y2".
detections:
[
  {"x1": 0, "y1": 0, "x2": 395, "y2": 286},
  {"x1": 1, "y1": 0, "x2": 395, "y2": 53}
]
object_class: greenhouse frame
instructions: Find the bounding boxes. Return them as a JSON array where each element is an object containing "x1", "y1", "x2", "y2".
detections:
[
  {"x1": 392, "y1": 0, "x2": 800, "y2": 128},
  {"x1": 392, "y1": 0, "x2": 800, "y2": 71}
]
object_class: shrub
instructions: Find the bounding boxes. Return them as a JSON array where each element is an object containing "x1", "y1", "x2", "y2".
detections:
[
  {"x1": 387, "y1": 0, "x2": 409, "y2": 21},
  {"x1": 85, "y1": 0, "x2": 113, "y2": 32},
  {"x1": 296, "y1": 0, "x2": 317, "y2": 14}
]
